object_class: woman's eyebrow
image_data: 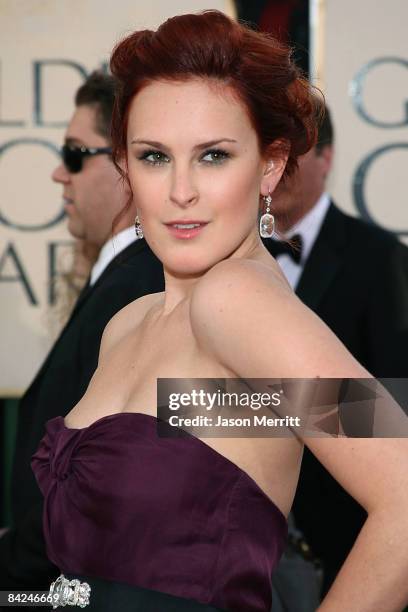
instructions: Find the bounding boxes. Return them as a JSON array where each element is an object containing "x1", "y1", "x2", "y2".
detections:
[{"x1": 130, "y1": 138, "x2": 237, "y2": 150}]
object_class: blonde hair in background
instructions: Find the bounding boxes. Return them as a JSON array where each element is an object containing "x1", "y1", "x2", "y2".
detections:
[{"x1": 46, "y1": 240, "x2": 99, "y2": 340}]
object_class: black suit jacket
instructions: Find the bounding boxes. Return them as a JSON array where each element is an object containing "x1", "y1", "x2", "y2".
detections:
[
  {"x1": 268, "y1": 201, "x2": 408, "y2": 593},
  {"x1": 0, "y1": 238, "x2": 164, "y2": 589}
]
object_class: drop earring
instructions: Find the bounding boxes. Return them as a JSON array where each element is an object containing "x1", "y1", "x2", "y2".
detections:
[
  {"x1": 259, "y1": 190, "x2": 275, "y2": 238},
  {"x1": 134, "y1": 214, "x2": 144, "y2": 239}
]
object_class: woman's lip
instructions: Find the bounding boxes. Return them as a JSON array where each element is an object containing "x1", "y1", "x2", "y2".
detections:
[
  {"x1": 164, "y1": 221, "x2": 208, "y2": 225},
  {"x1": 165, "y1": 222, "x2": 208, "y2": 239}
]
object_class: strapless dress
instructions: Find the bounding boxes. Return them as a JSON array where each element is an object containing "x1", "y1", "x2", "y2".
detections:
[{"x1": 31, "y1": 413, "x2": 287, "y2": 611}]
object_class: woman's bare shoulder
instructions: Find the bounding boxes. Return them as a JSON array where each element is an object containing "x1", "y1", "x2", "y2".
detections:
[
  {"x1": 200, "y1": 256, "x2": 290, "y2": 290},
  {"x1": 98, "y1": 291, "x2": 164, "y2": 362},
  {"x1": 190, "y1": 257, "x2": 368, "y2": 379},
  {"x1": 191, "y1": 257, "x2": 292, "y2": 324},
  {"x1": 190, "y1": 258, "x2": 292, "y2": 363}
]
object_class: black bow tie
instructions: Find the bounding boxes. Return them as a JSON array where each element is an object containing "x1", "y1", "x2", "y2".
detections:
[{"x1": 263, "y1": 234, "x2": 303, "y2": 264}]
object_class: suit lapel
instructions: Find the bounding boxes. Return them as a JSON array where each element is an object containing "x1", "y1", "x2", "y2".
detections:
[
  {"x1": 69, "y1": 238, "x2": 146, "y2": 318},
  {"x1": 69, "y1": 278, "x2": 91, "y2": 316},
  {"x1": 295, "y1": 202, "x2": 348, "y2": 310},
  {"x1": 92, "y1": 237, "x2": 146, "y2": 289}
]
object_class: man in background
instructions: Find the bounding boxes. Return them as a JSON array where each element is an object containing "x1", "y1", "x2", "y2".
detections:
[
  {"x1": 0, "y1": 71, "x2": 164, "y2": 589},
  {"x1": 264, "y1": 107, "x2": 408, "y2": 595}
]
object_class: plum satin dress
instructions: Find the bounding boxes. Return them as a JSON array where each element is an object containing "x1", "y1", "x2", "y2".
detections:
[{"x1": 31, "y1": 412, "x2": 287, "y2": 611}]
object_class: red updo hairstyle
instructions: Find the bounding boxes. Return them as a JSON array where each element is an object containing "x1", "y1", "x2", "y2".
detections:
[{"x1": 110, "y1": 10, "x2": 321, "y2": 179}]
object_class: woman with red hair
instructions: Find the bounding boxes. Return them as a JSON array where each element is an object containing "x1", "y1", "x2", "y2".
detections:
[{"x1": 32, "y1": 10, "x2": 408, "y2": 612}]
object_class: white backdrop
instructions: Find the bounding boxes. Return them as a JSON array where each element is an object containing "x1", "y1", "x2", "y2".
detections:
[
  {"x1": 311, "y1": 0, "x2": 408, "y2": 238},
  {"x1": 3, "y1": 0, "x2": 406, "y2": 394},
  {"x1": 0, "y1": 0, "x2": 235, "y2": 394}
]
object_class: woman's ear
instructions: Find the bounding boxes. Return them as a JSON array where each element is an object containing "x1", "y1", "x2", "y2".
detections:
[
  {"x1": 260, "y1": 156, "x2": 287, "y2": 197},
  {"x1": 260, "y1": 142, "x2": 289, "y2": 196}
]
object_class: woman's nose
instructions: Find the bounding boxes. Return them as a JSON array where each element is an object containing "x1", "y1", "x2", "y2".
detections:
[{"x1": 169, "y1": 169, "x2": 198, "y2": 208}]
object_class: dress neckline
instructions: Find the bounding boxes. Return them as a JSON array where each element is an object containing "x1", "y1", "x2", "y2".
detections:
[
  {"x1": 62, "y1": 411, "x2": 152, "y2": 432},
  {"x1": 53, "y1": 412, "x2": 288, "y2": 525}
]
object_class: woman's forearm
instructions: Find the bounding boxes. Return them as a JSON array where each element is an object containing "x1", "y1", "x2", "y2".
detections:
[{"x1": 317, "y1": 505, "x2": 408, "y2": 611}]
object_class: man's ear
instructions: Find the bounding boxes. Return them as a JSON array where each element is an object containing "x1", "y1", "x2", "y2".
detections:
[
  {"x1": 123, "y1": 178, "x2": 132, "y2": 199},
  {"x1": 116, "y1": 154, "x2": 129, "y2": 177},
  {"x1": 319, "y1": 145, "x2": 334, "y2": 178}
]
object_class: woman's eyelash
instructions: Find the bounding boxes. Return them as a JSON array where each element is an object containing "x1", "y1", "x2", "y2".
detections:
[
  {"x1": 137, "y1": 148, "x2": 231, "y2": 166},
  {"x1": 201, "y1": 149, "x2": 230, "y2": 164},
  {"x1": 138, "y1": 150, "x2": 169, "y2": 165}
]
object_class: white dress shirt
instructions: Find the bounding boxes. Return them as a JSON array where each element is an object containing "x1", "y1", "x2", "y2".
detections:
[
  {"x1": 275, "y1": 192, "x2": 331, "y2": 290},
  {"x1": 90, "y1": 226, "x2": 138, "y2": 286}
]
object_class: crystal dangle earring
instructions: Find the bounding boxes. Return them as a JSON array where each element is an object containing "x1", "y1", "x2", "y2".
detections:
[
  {"x1": 259, "y1": 190, "x2": 275, "y2": 238},
  {"x1": 134, "y1": 214, "x2": 144, "y2": 239}
]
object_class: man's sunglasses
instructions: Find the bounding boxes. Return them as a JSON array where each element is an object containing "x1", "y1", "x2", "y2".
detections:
[{"x1": 61, "y1": 144, "x2": 112, "y2": 174}]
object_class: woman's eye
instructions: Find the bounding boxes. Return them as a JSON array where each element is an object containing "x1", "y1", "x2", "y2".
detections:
[
  {"x1": 201, "y1": 149, "x2": 230, "y2": 164},
  {"x1": 138, "y1": 150, "x2": 169, "y2": 165}
]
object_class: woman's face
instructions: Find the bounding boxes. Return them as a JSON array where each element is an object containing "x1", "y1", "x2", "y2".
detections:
[{"x1": 126, "y1": 78, "x2": 284, "y2": 276}]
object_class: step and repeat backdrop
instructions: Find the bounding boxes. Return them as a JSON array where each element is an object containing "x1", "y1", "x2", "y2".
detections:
[
  {"x1": 1, "y1": 0, "x2": 407, "y2": 395},
  {"x1": 312, "y1": 0, "x2": 408, "y2": 238},
  {"x1": 0, "y1": 0, "x2": 235, "y2": 395}
]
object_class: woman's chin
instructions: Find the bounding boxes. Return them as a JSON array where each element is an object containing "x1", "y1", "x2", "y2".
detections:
[{"x1": 162, "y1": 254, "x2": 218, "y2": 279}]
